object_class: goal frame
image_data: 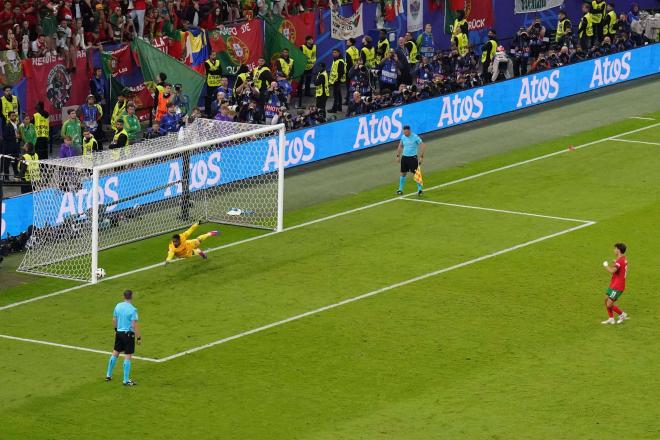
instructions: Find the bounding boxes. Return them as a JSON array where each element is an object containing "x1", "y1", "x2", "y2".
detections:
[{"x1": 23, "y1": 123, "x2": 285, "y2": 284}]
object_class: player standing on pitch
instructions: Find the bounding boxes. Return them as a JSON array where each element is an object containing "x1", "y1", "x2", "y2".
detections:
[
  {"x1": 165, "y1": 222, "x2": 219, "y2": 264},
  {"x1": 106, "y1": 290, "x2": 141, "y2": 386},
  {"x1": 601, "y1": 243, "x2": 629, "y2": 325},
  {"x1": 396, "y1": 125, "x2": 425, "y2": 196}
]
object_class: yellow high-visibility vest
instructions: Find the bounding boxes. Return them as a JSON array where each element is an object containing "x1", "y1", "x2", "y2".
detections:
[
  {"x1": 376, "y1": 38, "x2": 390, "y2": 64},
  {"x1": 405, "y1": 41, "x2": 418, "y2": 64},
  {"x1": 556, "y1": 18, "x2": 571, "y2": 42},
  {"x1": 205, "y1": 59, "x2": 222, "y2": 87},
  {"x1": 361, "y1": 46, "x2": 375, "y2": 68},
  {"x1": 606, "y1": 10, "x2": 617, "y2": 35},
  {"x1": 301, "y1": 44, "x2": 317, "y2": 71},
  {"x1": 580, "y1": 13, "x2": 594, "y2": 37},
  {"x1": 279, "y1": 57, "x2": 294, "y2": 78},
  {"x1": 329, "y1": 58, "x2": 346, "y2": 84},
  {"x1": 34, "y1": 113, "x2": 49, "y2": 138},
  {"x1": 346, "y1": 46, "x2": 359, "y2": 65},
  {"x1": 1, "y1": 95, "x2": 19, "y2": 121},
  {"x1": 22, "y1": 152, "x2": 40, "y2": 181},
  {"x1": 252, "y1": 66, "x2": 270, "y2": 89},
  {"x1": 456, "y1": 33, "x2": 469, "y2": 56},
  {"x1": 82, "y1": 136, "x2": 98, "y2": 156},
  {"x1": 452, "y1": 18, "x2": 467, "y2": 36},
  {"x1": 315, "y1": 71, "x2": 329, "y2": 97},
  {"x1": 481, "y1": 39, "x2": 496, "y2": 63},
  {"x1": 591, "y1": 1, "x2": 605, "y2": 23}
]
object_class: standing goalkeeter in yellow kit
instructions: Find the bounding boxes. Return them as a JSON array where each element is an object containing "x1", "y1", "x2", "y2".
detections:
[{"x1": 165, "y1": 223, "x2": 219, "y2": 264}]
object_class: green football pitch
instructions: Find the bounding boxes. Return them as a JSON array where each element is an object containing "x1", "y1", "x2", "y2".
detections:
[{"x1": 1, "y1": 83, "x2": 660, "y2": 439}]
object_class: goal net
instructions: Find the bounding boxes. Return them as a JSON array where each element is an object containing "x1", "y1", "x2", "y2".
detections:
[{"x1": 18, "y1": 119, "x2": 285, "y2": 283}]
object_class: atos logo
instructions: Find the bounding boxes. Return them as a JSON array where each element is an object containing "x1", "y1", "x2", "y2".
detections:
[
  {"x1": 590, "y1": 52, "x2": 631, "y2": 88},
  {"x1": 56, "y1": 177, "x2": 120, "y2": 223},
  {"x1": 516, "y1": 70, "x2": 560, "y2": 108},
  {"x1": 263, "y1": 129, "x2": 316, "y2": 172},
  {"x1": 165, "y1": 152, "x2": 222, "y2": 196},
  {"x1": 353, "y1": 108, "x2": 403, "y2": 149},
  {"x1": 437, "y1": 89, "x2": 484, "y2": 127}
]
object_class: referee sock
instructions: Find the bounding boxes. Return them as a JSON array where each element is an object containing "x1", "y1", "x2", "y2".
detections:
[
  {"x1": 123, "y1": 359, "x2": 131, "y2": 383},
  {"x1": 398, "y1": 176, "x2": 406, "y2": 192},
  {"x1": 106, "y1": 355, "x2": 117, "y2": 378},
  {"x1": 417, "y1": 183, "x2": 423, "y2": 192}
]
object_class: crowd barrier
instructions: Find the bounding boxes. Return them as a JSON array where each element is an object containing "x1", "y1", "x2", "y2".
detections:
[{"x1": 2, "y1": 43, "x2": 659, "y2": 238}]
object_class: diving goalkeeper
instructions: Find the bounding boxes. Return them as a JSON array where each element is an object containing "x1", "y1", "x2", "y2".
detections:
[{"x1": 165, "y1": 223, "x2": 219, "y2": 264}]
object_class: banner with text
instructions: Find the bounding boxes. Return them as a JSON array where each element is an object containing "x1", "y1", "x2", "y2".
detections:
[
  {"x1": 3, "y1": 45, "x2": 659, "y2": 238},
  {"x1": 331, "y1": 5, "x2": 365, "y2": 41},
  {"x1": 514, "y1": 0, "x2": 564, "y2": 14}
]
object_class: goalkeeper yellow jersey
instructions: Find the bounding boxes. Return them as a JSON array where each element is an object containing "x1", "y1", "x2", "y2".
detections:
[{"x1": 166, "y1": 224, "x2": 200, "y2": 261}]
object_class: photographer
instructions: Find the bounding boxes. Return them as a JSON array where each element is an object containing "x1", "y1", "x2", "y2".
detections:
[
  {"x1": 489, "y1": 46, "x2": 514, "y2": 82},
  {"x1": 264, "y1": 82, "x2": 287, "y2": 125},
  {"x1": 347, "y1": 91, "x2": 367, "y2": 117},
  {"x1": 527, "y1": 16, "x2": 547, "y2": 59},
  {"x1": 238, "y1": 99, "x2": 264, "y2": 124},
  {"x1": 512, "y1": 27, "x2": 532, "y2": 76},
  {"x1": 414, "y1": 56, "x2": 433, "y2": 88},
  {"x1": 347, "y1": 59, "x2": 371, "y2": 98},
  {"x1": 378, "y1": 49, "x2": 399, "y2": 93},
  {"x1": 531, "y1": 53, "x2": 550, "y2": 73}
]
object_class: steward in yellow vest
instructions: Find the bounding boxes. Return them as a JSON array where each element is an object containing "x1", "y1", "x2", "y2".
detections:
[
  {"x1": 579, "y1": 3, "x2": 594, "y2": 49},
  {"x1": 82, "y1": 129, "x2": 100, "y2": 156},
  {"x1": 556, "y1": 10, "x2": 572, "y2": 43},
  {"x1": 315, "y1": 62, "x2": 329, "y2": 113},
  {"x1": 361, "y1": 36, "x2": 376, "y2": 68},
  {"x1": 277, "y1": 49, "x2": 294, "y2": 79},
  {"x1": 604, "y1": 5, "x2": 617, "y2": 37},
  {"x1": 19, "y1": 143, "x2": 39, "y2": 193},
  {"x1": 1, "y1": 86, "x2": 19, "y2": 125},
  {"x1": 301, "y1": 37, "x2": 317, "y2": 72},
  {"x1": 252, "y1": 58, "x2": 272, "y2": 91},
  {"x1": 376, "y1": 30, "x2": 390, "y2": 64},
  {"x1": 33, "y1": 101, "x2": 50, "y2": 159},
  {"x1": 404, "y1": 32, "x2": 418, "y2": 65},
  {"x1": 328, "y1": 49, "x2": 346, "y2": 113},
  {"x1": 481, "y1": 29, "x2": 497, "y2": 83},
  {"x1": 454, "y1": 32, "x2": 469, "y2": 57}
]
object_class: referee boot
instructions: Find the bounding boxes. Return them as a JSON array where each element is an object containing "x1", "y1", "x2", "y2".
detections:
[{"x1": 123, "y1": 380, "x2": 137, "y2": 386}]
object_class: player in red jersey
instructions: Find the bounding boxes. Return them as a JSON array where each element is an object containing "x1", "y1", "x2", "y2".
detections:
[{"x1": 601, "y1": 243, "x2": 629, "y2": 325}]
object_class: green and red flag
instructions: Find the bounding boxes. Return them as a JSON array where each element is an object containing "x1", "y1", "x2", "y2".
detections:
[
  {"x1": 264, "y1": 17, "x2": 307, "y2": 79},
  {"x1": 273, "y1": 12, "x2": 315, "y2": 47},
  {"x1": 209, "y1": 19, "x2": 264, "y2": 75}
]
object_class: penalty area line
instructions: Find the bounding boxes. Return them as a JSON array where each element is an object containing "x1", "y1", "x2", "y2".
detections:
[
  {"x1": 156, "y1": 220, "x2": 596, "y2": 363},
  {"x1": 0, "y1": 333, "x2": 160, "y2": 362},
  {"x1": 2, "y1": 121, "x2": 658, "y2": 313}
]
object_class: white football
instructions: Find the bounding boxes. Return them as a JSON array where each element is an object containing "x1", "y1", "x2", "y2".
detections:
[{"x1": 96, "y1": 268, "x2": 106, "y2": 279}]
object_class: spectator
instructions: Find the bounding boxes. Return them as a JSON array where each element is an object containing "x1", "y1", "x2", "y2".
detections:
[
  {"x1": 122, "y1": 103, "x2": 142, "y2": 143},
  {"x1": 314, "y1": 62, "x2": 329, "y2": 114},
  {"x1": 61, "y1": 108, "x2": 82, "y2": 151},
  {"x1": 18, "y1": 114, "x2": 36, "y2": 149},
  {"x1": 90, "y1": 68, "x2": 107, "y2": 111},
  {"x1": 347, "y1": 91, "x2": 367, "y2": 117},
  {"x1": 328, "y1": 48, "x2": 346, "y2": 113},
  {"x1": 217, "y1": 77, "x2": 232, "y2": 102},
  {"x1": 129, "y1": 0, "x2": 148, "y2": 38},
  {"x1": 1, "y1": 111, "x2": 19, "y2": 178},
  {"x1": 159, "y1": 102, "x2": 183, "y2": 133},
  {"x1": 171, "y1": 84, "x2": 190, "y2": 117},
  {"x1": 60, "y1": 135, "x2": 76, "y2": 158},
  {"x1": 214, "y1": 104, "x2": 234, "y2": 122}
]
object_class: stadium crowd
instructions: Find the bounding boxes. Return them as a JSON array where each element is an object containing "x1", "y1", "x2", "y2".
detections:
[{"x1": 0, "y1": 0, "x2": 657, "y2": 188}]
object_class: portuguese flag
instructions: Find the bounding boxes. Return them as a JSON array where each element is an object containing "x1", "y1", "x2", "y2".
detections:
[
  {"x1": 209, "y1": 19, "x2": 264, "y2": 76},
  {"x1": 264, "y1": 17, "x2": 307, "y2": 79},
  {"x1": 444, "y1": 0, "x2": 462, "y2": 34}
]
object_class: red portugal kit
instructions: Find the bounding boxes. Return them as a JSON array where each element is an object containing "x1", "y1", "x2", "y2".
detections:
[{"x1": 609, "y1": 256, "x2": 627, "y2": 291}]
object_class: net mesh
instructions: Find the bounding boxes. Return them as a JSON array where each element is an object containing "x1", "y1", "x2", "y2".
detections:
[{"x1": 18, "y1": 119, "x2": 283, "y2": 282}]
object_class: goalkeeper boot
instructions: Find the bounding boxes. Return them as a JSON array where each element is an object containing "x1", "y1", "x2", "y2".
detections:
[{"x1": 210, "y1": 230, "x2": 219, "y2": 237}]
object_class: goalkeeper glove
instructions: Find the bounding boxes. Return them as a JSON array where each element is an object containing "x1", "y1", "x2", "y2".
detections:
[{"x1": 603, "y1": 261, "x2": 609, "y2": 267}]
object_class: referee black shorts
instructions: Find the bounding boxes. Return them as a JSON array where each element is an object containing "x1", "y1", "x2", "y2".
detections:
[
  {"x1": 114, "y1": 331, "x2": 136, "y2": 355},
  {"x1": 401, "y1": 155, "x2": 419, "y2": 174}
]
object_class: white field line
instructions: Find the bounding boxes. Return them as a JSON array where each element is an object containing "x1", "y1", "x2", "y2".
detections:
[
  {"x1": 611, "y1": 138, "x2": 660, "y2": 147},
  {"x1": 156, "y1": 220, "x2": 595, "y2": 363},
  {"x1": 400, "y1": 198, "x2": 594, "y2": 224},
  {"x1": 0, "y1": 333, "x2": 159, "y2": 362},
  {"x1": 629, "y1": 116, "x2": 656, "y2": 121},
  {"x1": 1, "y1": 122, "x2": 657, "y2": 313}
]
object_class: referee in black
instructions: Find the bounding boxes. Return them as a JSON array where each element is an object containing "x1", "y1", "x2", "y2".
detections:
[{"x1": 105, "y1": 290, "x2": 141, "y2": 386}]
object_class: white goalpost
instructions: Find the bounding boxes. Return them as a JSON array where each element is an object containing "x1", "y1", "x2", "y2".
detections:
[{"x1": 18, "y1": 119, "x2": 286, "y2": 283}]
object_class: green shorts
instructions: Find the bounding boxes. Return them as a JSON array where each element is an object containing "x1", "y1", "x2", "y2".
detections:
[{"x1": 606, "y1": 288, "x2": 623, "y2": 301}]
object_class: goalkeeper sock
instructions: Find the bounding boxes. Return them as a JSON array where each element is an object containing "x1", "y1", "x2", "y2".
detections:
[
  {"x1": 106, "y1": 355, "x2": 118, "y2": 378},
  {"x1": 123, "y1": 359, "x2": 131, "y2": 383},
  {"x1": 398, "y1": 176, "x2": 406, "y2": 192}
]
